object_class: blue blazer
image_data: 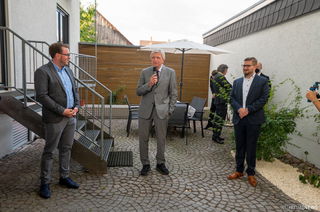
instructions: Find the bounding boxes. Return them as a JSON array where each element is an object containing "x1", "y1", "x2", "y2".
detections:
[{"x1": 231, "y1": 74, "x2": 269, "y2": 125}]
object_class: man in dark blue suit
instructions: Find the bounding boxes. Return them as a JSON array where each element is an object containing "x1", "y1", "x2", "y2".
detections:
[{"x1": 227, "y1": 57, "x2": 269, "y2": 187}]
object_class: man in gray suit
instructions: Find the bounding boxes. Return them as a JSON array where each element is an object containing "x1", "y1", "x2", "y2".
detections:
[
  {"x1": 34, "y1": 43, "x2": 80, "y2": 199},
  {"x1": 137, "y1": 50, "x2": 177, "y2": 176}
]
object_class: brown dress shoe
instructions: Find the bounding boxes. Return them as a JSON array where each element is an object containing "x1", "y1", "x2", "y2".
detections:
[
  {"x1": 227, "y1": 172, "x2": 244, "y2": 180},
  {"x1": 248, "y1": 176, "x2": 257, "y2": 187}
]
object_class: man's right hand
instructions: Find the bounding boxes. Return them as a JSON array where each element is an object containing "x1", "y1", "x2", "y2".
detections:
[
  {"x1": 238, "y1": 108, "x2": 248, "y2": 119},
  {"x1": 63, "y1": 109, "x2": 74, "y2": 118},
  {"x1": 148, "y1": 74, "x2": 158, "y2": 87}
]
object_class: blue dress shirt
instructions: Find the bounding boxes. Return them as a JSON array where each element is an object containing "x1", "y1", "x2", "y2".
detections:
[{"x1": 53, "y1": 63, "x2": 75, "y2": 109}]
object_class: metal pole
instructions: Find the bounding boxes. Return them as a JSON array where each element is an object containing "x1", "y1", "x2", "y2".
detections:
[
  {"x1": 179, "y1": 49, "x2": 185, "y2": 101},
  {"x1": 22, "y1": 41, "x2": 27, "y2": 107},
  {"x1": 94, "y1": 0, "x2": 97, "y2": 64}
]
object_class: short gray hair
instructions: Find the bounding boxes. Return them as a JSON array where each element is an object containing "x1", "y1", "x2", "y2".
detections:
[
  {"x1": 217, "y1": 64, "x2": 228, "y2": 73},
  {"x1": 150, "y1": 49, "x2": 165, "y2": 60}
]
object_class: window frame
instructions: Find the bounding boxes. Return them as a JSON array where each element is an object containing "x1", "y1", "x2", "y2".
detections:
[{"x1": 56, "y1": 5, "x2": 69, "y2": 44}]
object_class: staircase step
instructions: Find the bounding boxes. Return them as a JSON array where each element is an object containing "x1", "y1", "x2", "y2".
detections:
[
  {"x1": 77, "y1": 135, "x2": 92, "y2": 149},
  {"x1": 76, "y1": 120, "x2": 86, "y2": 130},
  {"x1": 28, "y1": 103, "x2": 42, "y2": 113},
  {"x1": 77, "y1": 129, "x2": 100, "y2": 148},
  {"x1": 90, "y1": 138, "x2": 113, "y2": 160},
  {"x1": 2, "y1": 90, "x2": 35, "y2": 101},
  {"x1": 83, "y1": 129, "x2": 100, "y2": 141}
]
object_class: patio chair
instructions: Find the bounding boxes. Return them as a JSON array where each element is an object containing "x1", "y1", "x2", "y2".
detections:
[
  {"x1": 168, "y1": 102, "x2": 189, "y2": 144},
  {"x1": 188, "y1": 97, "x2": 207, "y2": 138},
  {"x1": 124, "y1": 95, "x2": 139, "y2": 137}
]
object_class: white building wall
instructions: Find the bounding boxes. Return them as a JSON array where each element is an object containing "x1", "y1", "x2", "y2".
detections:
[
  {"x1": 7, "y1": 0, "x2": 79, "y2": 53},
  {"x1": 210, "y1": 11, "x2": 320, "y2": 168}
]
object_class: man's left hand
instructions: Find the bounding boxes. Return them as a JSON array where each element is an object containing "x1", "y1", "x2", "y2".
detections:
[{"x1": 72, "y1": 107, "x2": 78, "y2": 116}]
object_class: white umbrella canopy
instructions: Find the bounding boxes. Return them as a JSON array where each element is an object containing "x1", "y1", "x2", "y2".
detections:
[
  {"x1": 140, "y1": 39, "x2": 231, "y2": 100},
  {"x1": 141, "y1": 39, "x2": 231, "y2": 54}
]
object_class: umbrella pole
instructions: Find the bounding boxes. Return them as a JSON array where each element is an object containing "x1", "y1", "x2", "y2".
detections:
[{"x1": 179, "y1": 49, "x2": 185, "y2": 101}]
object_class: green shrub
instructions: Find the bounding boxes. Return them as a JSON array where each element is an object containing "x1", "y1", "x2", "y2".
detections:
[{"x1": 256, "y1": 79, "x2": 308, "y2": 161}]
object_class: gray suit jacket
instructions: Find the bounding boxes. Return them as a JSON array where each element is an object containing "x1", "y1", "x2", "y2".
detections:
[
  {"x1": 34, "y1": 62, "x2": 80, "y2": 123},
  {"x1": 231, "y1": 74, "x2": 269, "y2": 125},
  {"x1": 136, "y1": 65, "x2": 177, "y2": 120}
]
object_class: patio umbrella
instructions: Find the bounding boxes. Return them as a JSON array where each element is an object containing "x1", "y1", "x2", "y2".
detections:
[{"x1": 140, "y1": 39, "x2": 230, "y2": 100}]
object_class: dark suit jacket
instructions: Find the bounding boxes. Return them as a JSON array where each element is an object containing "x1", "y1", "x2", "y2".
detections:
[
  {"x1": 231, "y1": 74, "x2": 269, "y2": 125},
  {"x1": 34, "y1": 62, "x2": 80, "y2": 123},
  {"x1": 211, "y1": 72, "x2": 232, "y2": 105}
]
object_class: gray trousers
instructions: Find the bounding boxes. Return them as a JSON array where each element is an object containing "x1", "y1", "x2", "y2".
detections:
[
  {"x1": 40, "y1": 117, "x2": 76, "y2": 184},
  {"x1": 139, "y1": 107, "x2": 168, "y2": 165}
]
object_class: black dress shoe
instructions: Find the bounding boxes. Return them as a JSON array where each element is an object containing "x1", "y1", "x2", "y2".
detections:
[
  {"x1": 156, "y1": 163, "x2": 169, "y2": 175},
  {"x1": 39, "y1": 184, "x2": 51, "y2": 199},
  {"x1": 140, "y1": 164, "x2": 151, "y2": 176},
  {"x1": 218, "y1": 137, "x2": 225, "y2": 141},
  {"x1": 59, "y1": 177, "x2": 79, "y2": 189},
  {"x1": 212, "y1": 136, "x2": 224, "y2": 144}
]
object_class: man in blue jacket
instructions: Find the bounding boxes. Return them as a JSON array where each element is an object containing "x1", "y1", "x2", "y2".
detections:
[{"x1": 227, "y1": 57, "x2": 269, "y2": 187}]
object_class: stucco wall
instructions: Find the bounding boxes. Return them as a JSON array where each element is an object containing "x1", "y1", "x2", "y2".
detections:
[
  {"x1": 7, "y1": 0, "x2": 79, "y2": 53},
  {"x1": 209, "y1": 11, "x2": 320, "y2": 168}
]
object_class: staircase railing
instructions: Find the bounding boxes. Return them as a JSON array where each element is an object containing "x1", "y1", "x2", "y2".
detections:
[
  {"x1": 0, "y1": 26, "x2": 112, "y2": 159},
  {"x1": 28, "y1": 41, "x2": 97, "y2": 80},
  {"x1": 28, "y1": 40, "x2": 113, "y2": 136}
]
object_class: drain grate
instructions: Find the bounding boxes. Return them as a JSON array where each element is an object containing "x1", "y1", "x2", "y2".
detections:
[{"x1": 107, "y1": 151, "x2": 133, "y2": 167}]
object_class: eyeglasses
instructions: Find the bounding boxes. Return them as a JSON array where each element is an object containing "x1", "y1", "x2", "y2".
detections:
[
  {"x1": 241, "y1": 64, "x2": 253, "y2": 67},
  {"x1": 59, "y1": 53, "x2": 70, "y2": 57}
]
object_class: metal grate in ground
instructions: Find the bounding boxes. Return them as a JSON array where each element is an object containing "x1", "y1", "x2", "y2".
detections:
[{"x1": 107, "y1": 151, "x2": 133, "y2": 167}]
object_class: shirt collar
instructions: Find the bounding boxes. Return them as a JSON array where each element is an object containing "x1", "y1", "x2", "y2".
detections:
[
  {"x1": 157, "y1": 64, "x2": 163, "y2": 72},
  {"x1": 244, "y1": 73, "x2": 255, "y2": 80},
  {"x1": 52, "y1": 62, "x2": 65, "y2": 72}
]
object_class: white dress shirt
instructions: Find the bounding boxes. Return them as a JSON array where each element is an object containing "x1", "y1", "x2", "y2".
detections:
[{"x1": 242, "y1": 74, "x2": 255, "y2": 108}]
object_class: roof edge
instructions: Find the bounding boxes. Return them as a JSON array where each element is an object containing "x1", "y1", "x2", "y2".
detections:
[{"x1": 203, "y1": 0, "x2": 275, "y2": 38}]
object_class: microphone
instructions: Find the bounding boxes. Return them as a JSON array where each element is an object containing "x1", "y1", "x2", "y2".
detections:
[{"x1": 153, "y1": 67, "x2": 159, "y2": 85}]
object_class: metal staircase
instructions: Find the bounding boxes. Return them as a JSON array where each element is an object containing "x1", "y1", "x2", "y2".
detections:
[{"x1": 0, "y1": 26, "x2": 114, "y2": 173}]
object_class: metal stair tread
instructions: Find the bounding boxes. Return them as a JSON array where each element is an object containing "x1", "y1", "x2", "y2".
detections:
[
  {"x1": 83, "y1": 129, "x2": 100, "y2": 141},
  {"x1": 76, "y1": 120, "x2": 86, "y2": 130},
  {"x1": 76, "y1": 129, "x2": 100, "y2": 148},
  {"x1": 28, "y1": 104, "x2": 42, "y2": 112},
  {"x1": 90, "y1": 138, "x2": 113, "y2": 160},
  {"x1": 1, "y1": 90, "x2": 35, "y2": 100}
]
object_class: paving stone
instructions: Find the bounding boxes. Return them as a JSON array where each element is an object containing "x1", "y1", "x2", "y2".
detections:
[{"x1": 0, "y1": 120, "x2": 316, "y2": 211}]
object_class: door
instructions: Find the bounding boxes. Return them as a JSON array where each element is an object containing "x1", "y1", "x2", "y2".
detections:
[{"x1": 0, "y1": 0, "x2": 6, "y2": 87}]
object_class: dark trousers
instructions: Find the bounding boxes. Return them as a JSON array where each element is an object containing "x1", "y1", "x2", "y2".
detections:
[
  {"x1": 234, "y1": 117, "x2": 261, "y2": 176},
  {"x1": 206, "y1": 98, "x2": 216, "y2": 128},
  {"x1": 212, "y1": 103, "x2": 227, "y2": 138}
]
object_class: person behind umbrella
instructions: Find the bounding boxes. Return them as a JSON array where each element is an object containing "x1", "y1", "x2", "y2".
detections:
[
  {"x1": 211, "y1": 64, "x2": 232, "y2": 144},
  {"x1": 136, "y1": 49, "x2": 178, "y2": 176},
  {"x1": 205, "y1": 70, "x2": 218, "y2": 130}
]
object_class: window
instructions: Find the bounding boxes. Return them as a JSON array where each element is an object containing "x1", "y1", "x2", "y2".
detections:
[{"x1": 56, "y1": 6, "x2": 69, "y2": 44}]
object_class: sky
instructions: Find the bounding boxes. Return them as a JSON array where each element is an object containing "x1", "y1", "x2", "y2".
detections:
[{"x1": 81, "y1": 0, "x2": 261, "y2": 45}]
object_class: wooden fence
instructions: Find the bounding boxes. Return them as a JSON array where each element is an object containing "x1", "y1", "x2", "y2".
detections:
[{"x1": 79, "y1": 43, "x2": 210, "y2": 105}]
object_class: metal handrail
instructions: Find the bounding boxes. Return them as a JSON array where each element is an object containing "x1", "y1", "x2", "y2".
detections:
[
  {"x1": 1, "y1": 27, "x2": 111, "y2": 159},
  {"x1": 70, "y1": 52, "x2": 96, "y2": 58}
]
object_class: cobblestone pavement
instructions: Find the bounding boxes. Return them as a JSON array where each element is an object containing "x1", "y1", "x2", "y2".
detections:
[{"x1": 0, "y1": 119, "x2": 315, "y2": 212}]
